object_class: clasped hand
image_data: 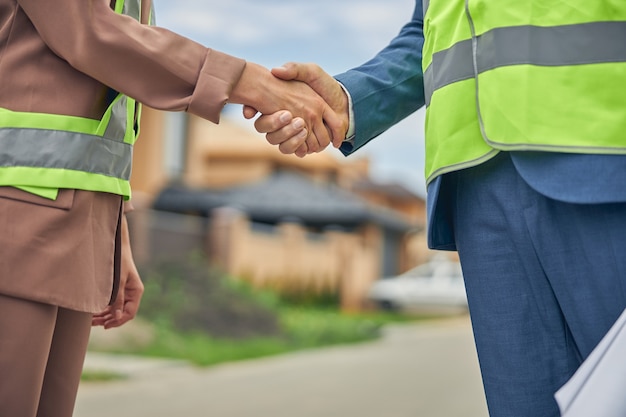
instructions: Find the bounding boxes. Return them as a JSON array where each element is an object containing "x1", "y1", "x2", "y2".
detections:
[{"x1": 241, "y1": 63, "x2": 349, "y2": 158}]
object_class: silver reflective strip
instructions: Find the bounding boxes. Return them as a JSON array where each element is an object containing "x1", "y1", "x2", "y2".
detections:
[
  {"x1": 103, "y1": 96, "x2": 128, "y2": 141},
  {"x1": 0, "y1": 129, "x2": 132, "y2": 180},
  {"x1": 424, "y1": 21, "x2": 626, "y2": 106},
  {"x1": 423, "y1": 0, "x2": 429, "y2": 15},
  {"x1": 123, "y1": 0, "x2": 141, "y2": 20},
  {"x1": 424, "y1": 38, "x2": 474, "y2": 106}
]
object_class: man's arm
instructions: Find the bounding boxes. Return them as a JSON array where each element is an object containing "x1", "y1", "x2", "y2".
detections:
[
  {"x1": 334, "y1": 0, "x2": 425, "y2": 155},
  {"x1": 252, "y1": 0, "x2": 425, "y2": 156}
]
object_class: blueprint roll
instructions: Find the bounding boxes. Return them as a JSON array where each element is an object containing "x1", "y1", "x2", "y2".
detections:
[{"x1": 555, "y1": 308, "x2": 626, "y2": 417}]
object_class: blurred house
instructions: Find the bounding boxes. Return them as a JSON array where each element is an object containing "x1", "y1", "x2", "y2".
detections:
[{"x1": 128, "y1": 106, "x2": 431, "y2": 310}]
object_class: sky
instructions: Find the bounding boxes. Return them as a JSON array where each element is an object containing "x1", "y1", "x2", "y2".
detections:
[{"x1": 153, "y1": 0, "x2": 426, "y2": 196}]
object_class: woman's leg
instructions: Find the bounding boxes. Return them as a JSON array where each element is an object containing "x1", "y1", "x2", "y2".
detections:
[
  {"x1": 36, "y1": 306, "x2": 92, "y2": 417},
  {"x1": 0, "y1": 294, "x2": 57, "y2": 417},
  {"x1": 0, "y1": 294, "x2": 92, "y2": 417}
]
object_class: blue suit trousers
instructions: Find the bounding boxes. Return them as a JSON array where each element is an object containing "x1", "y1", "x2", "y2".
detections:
[{"x1": 445, "y1": 153, "x2": 626, "y2": 417}]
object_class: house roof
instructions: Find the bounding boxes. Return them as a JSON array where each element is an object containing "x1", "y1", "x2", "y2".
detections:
[
  {"x1": 352, "y1": 178, "x2": 424, "y2": 201},
  {"x1": 153, "y1": 171, "x2": 414, "y2": 232}
]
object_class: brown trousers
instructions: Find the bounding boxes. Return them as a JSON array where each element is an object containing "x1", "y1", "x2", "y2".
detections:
[
  {"x1": 0, "y1": 189, "x2": 121, "y2": 416},
  {"x1": 0, "y1": 293, "x2": 92, "y2": 417}
]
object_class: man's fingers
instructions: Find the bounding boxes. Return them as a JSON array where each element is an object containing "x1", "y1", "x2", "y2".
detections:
[
  {"x1": 271, "y1": 63, "x2": 300, "y2": 81},
  {"x1": 294, "y1": 143, "x2": 308, "y2": 158},
  {"x1": 324, "y1": 109, "x2": 348, "y2": 148},
  {"x1": 273, "y1": 63, "x2": 323, "y2": 88},
  {"x1": 271, "y1": 63, "x2": 348, "y2": 148},
  {"x1": 310, "y1": 119, "x2": 335, "y2": 153},
  {"x1": 271, "y1": 62, "x2": 316, "y2": 82},
  {"x1": 255, "y1": 63, "x2": 343, "y2": 155},
  {"x1": 275, "y1": 129, "x2": 308, "y2": 154}
]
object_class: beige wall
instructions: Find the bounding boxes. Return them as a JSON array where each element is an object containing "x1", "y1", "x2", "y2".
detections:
[
  {"x1": 130, "y1": 107, "x2": 168, "y2": 201},
  {"x1": 208, "y1": 207, "x2": 380, "y2": 312}
]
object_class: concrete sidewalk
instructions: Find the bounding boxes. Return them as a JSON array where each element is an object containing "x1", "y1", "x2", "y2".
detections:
[{"x1": 75, "y1": 316, "x2": 488, "y2": 417}]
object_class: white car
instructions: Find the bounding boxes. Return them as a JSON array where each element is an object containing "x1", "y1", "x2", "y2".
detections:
[{"x1": 368, "y1": 256, "x2": 468, "y2": 314}]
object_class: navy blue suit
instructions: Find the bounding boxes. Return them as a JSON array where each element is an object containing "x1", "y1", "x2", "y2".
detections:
[{"x1": 336, "y1": 2, "x2": 626, "y2": 416}]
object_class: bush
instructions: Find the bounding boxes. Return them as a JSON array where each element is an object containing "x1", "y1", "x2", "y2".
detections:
[
  {"x1": 103, "y1": 256, "x2": 418, "y2": 367},
  {"x1": 138, "y1": 257, "x2": 282, "y2": 340}
]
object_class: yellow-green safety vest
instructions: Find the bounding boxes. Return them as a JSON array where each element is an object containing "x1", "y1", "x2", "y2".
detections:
[
  {"x1": 422, "y1": 0, "x2": 626, "y2": 184},
  {"x1": 0, "y1": 0, "x2": 153, "y2": 199}
]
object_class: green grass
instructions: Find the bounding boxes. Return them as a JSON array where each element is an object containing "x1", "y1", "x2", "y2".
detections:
[
  {"x1": 80, "y1": 370, "x2": 127, "y2": 382},
  {"x1": 106, "y1": 306, "x2": 416, "y2": 367},
  {"x1": 87, "y1": 257, "x2": 422, "y2": 368}
]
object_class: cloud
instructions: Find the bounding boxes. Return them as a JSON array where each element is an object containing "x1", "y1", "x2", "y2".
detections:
[
  {"x1": 156, "y1": 0, "x2": 327, "y2": 44},
  {"x1": 155, "y1": 0, "x2": 416, "y2": 74},
  {"x1": 153, "y1": 0, "x2": 426, "y2": 191},
  {"x1": 155, "y1": 0, "x2": 414, "y2": 48}
]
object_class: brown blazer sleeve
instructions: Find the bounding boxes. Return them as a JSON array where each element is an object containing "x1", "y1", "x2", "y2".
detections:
[{"x1": 16, "y1": 0, "x2": 245, "y2": 123}]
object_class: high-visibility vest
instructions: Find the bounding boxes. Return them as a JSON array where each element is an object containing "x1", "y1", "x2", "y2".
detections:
[
  {"x1": 422, "y1": 0, "x2": 626, "y2": 184},
  {"x1": 0, "y1": 0, "x2": 153, "y2": 199}
]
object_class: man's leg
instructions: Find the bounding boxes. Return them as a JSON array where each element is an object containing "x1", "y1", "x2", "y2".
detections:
[
  {"x1": 518, "y1": 188, "x2": 626, "y2": 359},
  {"x1": 449, "y1": 153, "x2": 626, "y2": 416},
  {"x1": 0, "y1": 294, "x2": 57, "y2": 417}
]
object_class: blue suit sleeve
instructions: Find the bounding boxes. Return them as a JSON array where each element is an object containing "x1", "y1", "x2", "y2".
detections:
[{"x1": 335, "y1": 0, "x2": 425, "y2": 156}]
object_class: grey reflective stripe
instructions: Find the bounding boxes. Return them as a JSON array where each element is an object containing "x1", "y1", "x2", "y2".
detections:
[
  {"x1": 424, "y1": 38, "x2": 474, "y2": 106},
  {"x1": 423, "y1": 0, "x2": 429, "y2": 15},
  {"x1": 103, "y1": 96, "x2": 128, "y2": 141},
  {"x1": 0, "y1": 129, "x2": 132, "y2": 180},
  {"x1": 424, "y1": 21, "x2": 626, "y2": 106},
  {"x1": 109, "y1": 0, "x2": 145, "y2": 142},
  {"x1": 123, "y1": 0, "x2": 141, "y2": 20}
]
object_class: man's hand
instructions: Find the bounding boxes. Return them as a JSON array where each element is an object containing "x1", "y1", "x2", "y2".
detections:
[
  {"x1": 244, "y1": 62, "x2": 350, "y2": 157},
  {"x1": 230, "y1": 62, "x2": 345, "y2": 156},
  {"x1": 92, "y1": 215, "x2": 144, "y2": 329}
]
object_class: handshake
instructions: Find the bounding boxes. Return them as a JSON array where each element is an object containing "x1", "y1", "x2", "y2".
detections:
[{"x1": 229, "y1": 62, "x2": 348, "y2": 158}]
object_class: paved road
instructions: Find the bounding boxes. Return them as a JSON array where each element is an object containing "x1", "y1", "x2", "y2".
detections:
[{"x1": 75, "y1": 315, "x2": 489, "y2": 417}]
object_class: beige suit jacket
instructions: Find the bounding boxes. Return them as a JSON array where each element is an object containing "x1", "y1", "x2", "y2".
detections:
[{"x1": 0, "y1": 0, "x2": 247, "y2": 312}]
